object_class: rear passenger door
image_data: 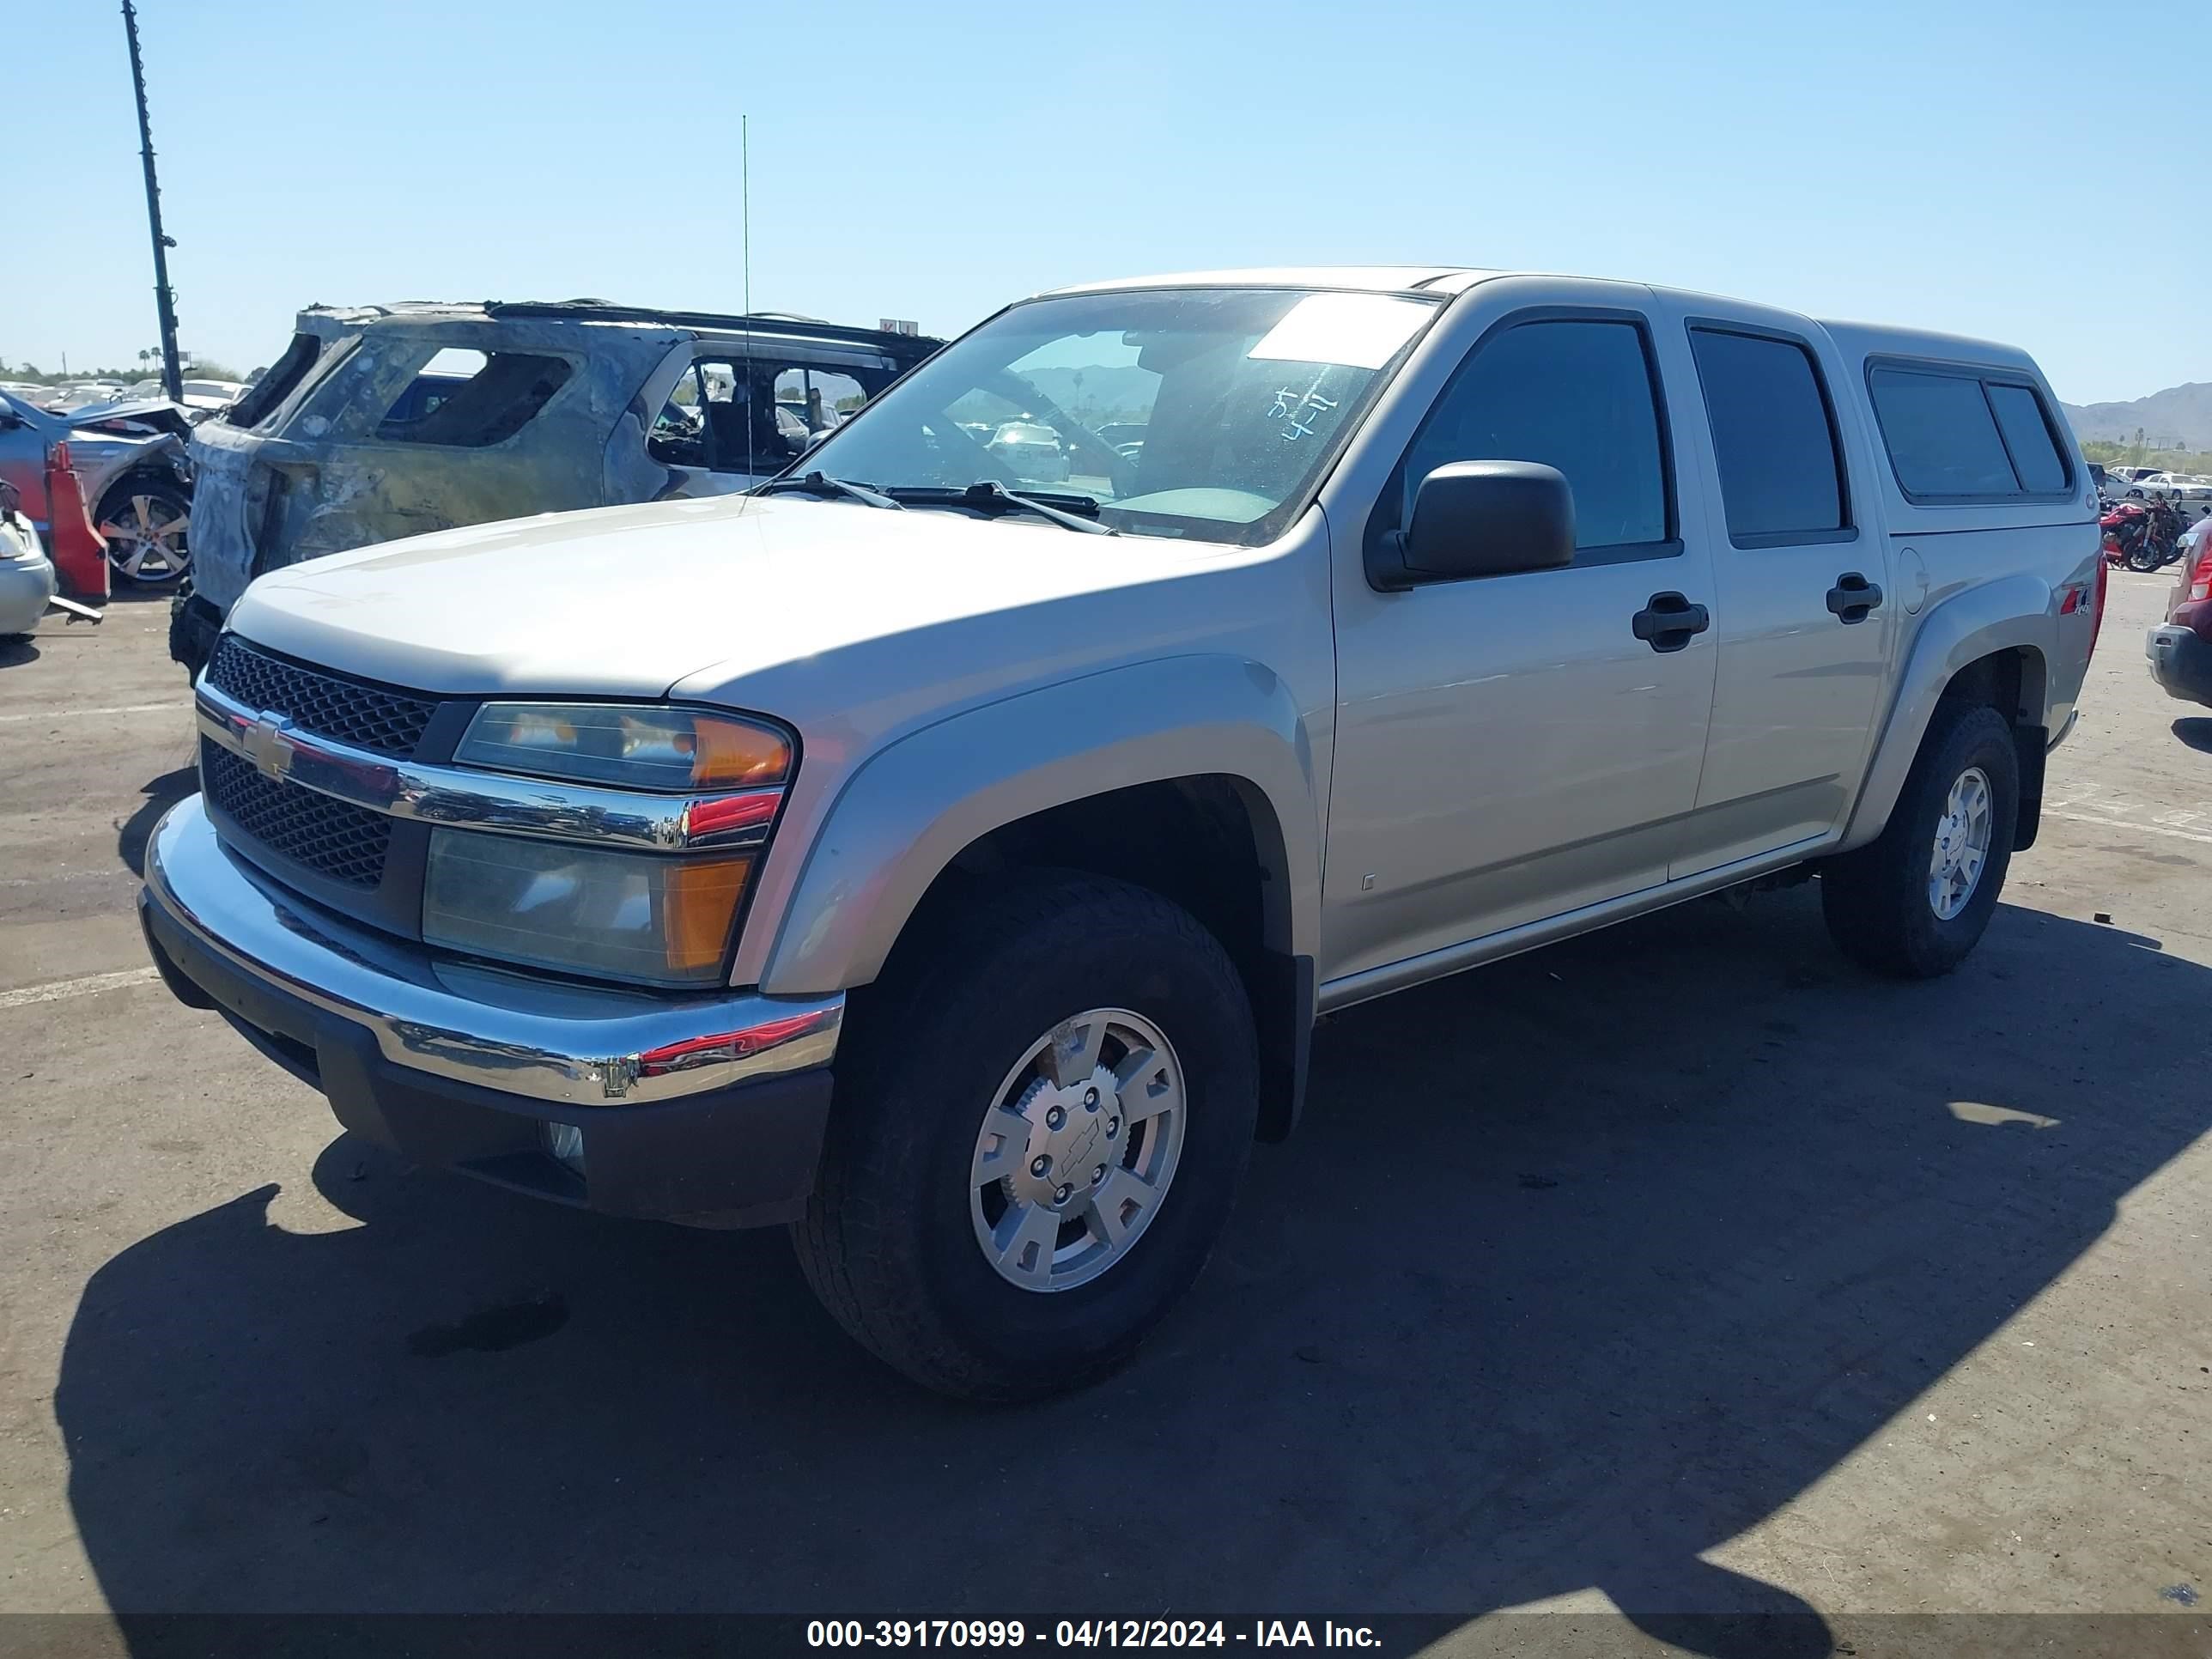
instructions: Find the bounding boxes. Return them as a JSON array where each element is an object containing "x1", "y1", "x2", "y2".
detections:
[{"x1": 1665, "y1": 308, "x2": 1889, "y2": 873}]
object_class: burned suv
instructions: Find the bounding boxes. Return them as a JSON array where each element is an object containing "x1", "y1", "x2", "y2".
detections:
[{"x1": 171, "y1": 301, "x2": 937, "y2": 673}]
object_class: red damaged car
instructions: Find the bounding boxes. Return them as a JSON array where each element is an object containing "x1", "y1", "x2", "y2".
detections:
[{"x1": 2146, "y1": 515, "x2": 2212, "y2": 708}]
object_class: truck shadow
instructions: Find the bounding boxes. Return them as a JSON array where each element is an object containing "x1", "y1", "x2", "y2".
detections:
[
  {"x1": 115, "y1": 767, "x2": 199, "y2": 878},
  {"x1": 54, "y1": 889, "x2": 2210, "y2": 1656}
]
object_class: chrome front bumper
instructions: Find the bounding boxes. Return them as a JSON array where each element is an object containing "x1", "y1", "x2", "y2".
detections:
[
  {"x1": 140, "y1": 796, "x2": 843, "y2": 1226},
  {"x1": 145, "y1": 795, "x2": 841, "y2": 1105}
]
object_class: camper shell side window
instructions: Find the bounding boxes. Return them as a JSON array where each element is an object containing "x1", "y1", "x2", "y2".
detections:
[{"x1": 1865, "y1": 358, "x2": 2075, "y2": 505}]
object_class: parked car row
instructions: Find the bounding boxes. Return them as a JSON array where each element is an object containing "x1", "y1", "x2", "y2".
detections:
[
  {"x1": 0, "y1": 376, "x2": 248, "y2": 418},
  {"x1": 2100, "y1": 461, "x2": 2212, "y2": 503}
]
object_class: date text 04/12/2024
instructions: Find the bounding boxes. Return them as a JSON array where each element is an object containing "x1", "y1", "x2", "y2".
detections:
[{"x1": 805, "y1": 1620, "x2": 1382, "y2": 1649}]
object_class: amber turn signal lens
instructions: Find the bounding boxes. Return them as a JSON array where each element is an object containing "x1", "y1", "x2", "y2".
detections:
[
  {"x1": 457, "y1": 703, "x2": 792, "y2": 793},
  {"x1": 688, "y1": 715, "x2": 791, "y2": 787},
  {"x1": 663, "y1": 855, "x2": 753, "y2": 975}
]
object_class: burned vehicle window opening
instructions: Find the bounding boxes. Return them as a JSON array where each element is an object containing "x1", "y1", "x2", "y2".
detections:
[
  {"x1": 650, "y1": 356, "x2": 890, "y2": 476},
  {"x1": 225, "y1": 331, "x2": 331, "y2": 431},
  {"x1": 375, "y1": 349, "x2": 575, "y2": 448}
]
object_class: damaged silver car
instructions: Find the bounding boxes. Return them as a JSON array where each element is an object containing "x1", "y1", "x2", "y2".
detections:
[
  {"x1": 171, "y1": 301, "x2": 938, "y2": 673},
  {"x1": 0, "y1": 389, "x2": 195, "y2": 588}
]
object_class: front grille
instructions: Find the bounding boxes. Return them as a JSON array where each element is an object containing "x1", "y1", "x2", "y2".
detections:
[
  {"x1": 202, "y1": 741, "x2": 391, "y2": 888},
  {"x1": 204, "y1": 635, "x2": 436, "y2": 757}
]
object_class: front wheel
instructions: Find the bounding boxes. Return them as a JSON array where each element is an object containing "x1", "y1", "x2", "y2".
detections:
[
  {"x1": 1820, "y1": 702, "x2": 2020, "y2": 978},
  {"x1": 793, "y1": 874, "x2": 1259, "y2": 1401},
  {"x1": 2127, "y1": 544, "x2": 2163, "y2": 573}
]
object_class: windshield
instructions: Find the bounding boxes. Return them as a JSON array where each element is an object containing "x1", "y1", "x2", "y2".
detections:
[{"x1": 790, "y1": 286, "x2": 1442, "y2": 545}]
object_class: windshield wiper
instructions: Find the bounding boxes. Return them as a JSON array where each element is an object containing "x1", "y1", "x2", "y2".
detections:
[
  {"x1": 884, "y1": 481, "x2": 1117, "y2": 535},
  {"x1": 752, "y1": 471, "x2": 902, "y2": 510}
]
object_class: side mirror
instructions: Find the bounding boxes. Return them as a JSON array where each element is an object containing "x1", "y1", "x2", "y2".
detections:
[{"x1": 1368, "y1": 459, "x2": 1576, "y2": 590}]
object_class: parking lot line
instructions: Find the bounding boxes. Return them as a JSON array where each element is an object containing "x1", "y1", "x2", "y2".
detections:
[
  {"x1": 0, "y1": 966, "x2": 160, "y2": 1010},
  {"x1": 2046, "y1": 810, "x2": 2212, "y2": 847},
  {"x1": 0, "y1": 702, "x2": 191, "y2": 725}
]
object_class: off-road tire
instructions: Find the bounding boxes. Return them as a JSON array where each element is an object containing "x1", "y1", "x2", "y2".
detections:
[
  {"x1": 1820, "y1": 701, "x2": 2019, "y2": 978},
  {"x1": 793, "y1": 873, "x2": 1259, "y2": 1401}
]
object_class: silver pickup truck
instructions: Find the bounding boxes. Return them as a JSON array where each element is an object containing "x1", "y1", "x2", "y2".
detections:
[{"x1": 137, "y1": 267, "x2": 2103, "y2": 1401}]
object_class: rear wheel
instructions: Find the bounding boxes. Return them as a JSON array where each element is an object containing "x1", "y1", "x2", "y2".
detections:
[
  {"x1": 793, "y1": 874, "x2": 1258, "y2": 1401},
  {"x1": 95, "y1": 478, "x2": 191, "y2": 586},
  {"x1": 1820, "y1": 701, "x2": 2019, "y2": 978}
]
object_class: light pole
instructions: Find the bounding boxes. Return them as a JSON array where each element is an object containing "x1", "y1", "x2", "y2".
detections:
[{"x1": 121, "y1": 0, "x2": 183, "y2": 404}]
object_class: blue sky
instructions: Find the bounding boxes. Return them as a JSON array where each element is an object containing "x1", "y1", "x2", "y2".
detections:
[{"x1": 6, "y1": 0, "x2": 2203, "y2": 406}]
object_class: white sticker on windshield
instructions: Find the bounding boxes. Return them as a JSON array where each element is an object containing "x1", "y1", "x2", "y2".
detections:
[{"x1": 1246, "y1": 293, "x2": 1431, "y2": 371}]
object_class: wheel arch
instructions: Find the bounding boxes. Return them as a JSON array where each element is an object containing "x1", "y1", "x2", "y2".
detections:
[
  {"x1": 1841, "y1": 576, "x2": 2054, "y2": 853},
  {"x1": 755, "y1": 656, "x2": 1324, "y2": 1137},
  {"x1": 92, "y1": 460, "x2": 191, "y2": 513}
]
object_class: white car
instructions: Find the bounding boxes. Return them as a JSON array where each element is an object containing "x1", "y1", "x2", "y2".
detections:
[
  {"x1": 0, "y1": 502, "x2": 58, "y2": 636},
  {"x1": 985, "y1": 420, "x2": 1072, "y2": 483},
  {"x1": 2130, "y1": 471, "x2": 2212, "y2": 503},
  {"x1": 115, "y1": 377, "x2": 245, "y2": 421}
]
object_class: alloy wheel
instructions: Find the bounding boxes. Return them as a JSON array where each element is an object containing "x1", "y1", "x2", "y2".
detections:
[
  {"x1": 968, "y1": 1007, "x2": 1187, "y2": 1292},
  {"x1": 98, "y1": 491, "x2": 191, "y2": 585},
  {"x1": 1929, "y1": 765, "x2": 1994, "y2": 921}
]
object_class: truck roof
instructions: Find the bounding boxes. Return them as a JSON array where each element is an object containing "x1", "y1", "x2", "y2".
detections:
[
  {"x1": 1043, "y1": 268, "x2": 2042, "y2": 374},
  {"x1": 1044, "y1": 266, "x2": 1501, "y2": 296}
]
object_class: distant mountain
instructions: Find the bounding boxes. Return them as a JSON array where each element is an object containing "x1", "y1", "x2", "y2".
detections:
[{"x1": 2061, "y1": 383, "x2": 2212, "y2": 449}]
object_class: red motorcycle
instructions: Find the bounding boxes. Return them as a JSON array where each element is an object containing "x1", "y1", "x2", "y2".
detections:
[{"x1": 2103, "y1": 500, "x2": 2184, "y2": 573}]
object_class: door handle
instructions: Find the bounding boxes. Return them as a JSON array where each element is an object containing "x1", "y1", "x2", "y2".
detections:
[
  {"x1": 1632, "y1": 591, "x2": 1711, "y2": 653},
  {"x1": 1826, "y1": 572, "x2": 1885, "y2": 623}
]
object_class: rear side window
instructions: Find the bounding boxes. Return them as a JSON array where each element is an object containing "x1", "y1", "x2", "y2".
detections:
[
  {"x1": 1688, "y1": 327, "x2": 1847, "y2": 544},
  {"x1": 1984, "y1": 383, "x2": 2069, "y2": 492},
  {"x1": 1869, "y1": 365, "x2": 2072, "y2": 501},
  {"x1": 1402, "y1": 318, "x2": 1671, "y2": 557},
  {"x1": 376, "y1": 349, "x2": 573, "y2": 447},
  {"x1": 225, "y1": 331, "x2": 326, "y2": 429}
]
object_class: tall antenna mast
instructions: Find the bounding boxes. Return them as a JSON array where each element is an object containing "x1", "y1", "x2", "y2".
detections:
[
  {"x1": 121, "y1": 0, "x2": 184, "y2": 403},
  {"x1": 742, "y1": 113, "x2": 755, "y2": 481}
]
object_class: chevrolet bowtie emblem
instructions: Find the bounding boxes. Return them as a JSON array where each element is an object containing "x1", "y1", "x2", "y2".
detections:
[{"x1": 242, "y1": 711, "x2": 295, "y2": 781}]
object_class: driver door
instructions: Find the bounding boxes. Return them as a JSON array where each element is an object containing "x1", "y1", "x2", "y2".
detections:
[{"x1": 1323, "y1": 302, "x2": 1722, "y2": 987}]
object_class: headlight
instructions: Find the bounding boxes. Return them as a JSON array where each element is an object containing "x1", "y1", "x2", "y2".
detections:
[
  {"x1": 429, "y1": 702, "x2": 793, "y2": 986},
  {"x1": 456, "y1": 702, "x2": 790, "y2": 791},
  {"x1": 423, "y1": 831, "x2": 753, "y2": 986}
]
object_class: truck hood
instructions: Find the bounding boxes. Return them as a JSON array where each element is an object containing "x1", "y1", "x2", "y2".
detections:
[{"x1": 226, "y1": 493, "x2": 1229, "y2": 701}]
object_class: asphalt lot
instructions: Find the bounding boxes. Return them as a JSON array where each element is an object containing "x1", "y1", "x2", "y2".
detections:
[{"x1": 1, "y1": 577, "x2": 2208, "y2": 1656}]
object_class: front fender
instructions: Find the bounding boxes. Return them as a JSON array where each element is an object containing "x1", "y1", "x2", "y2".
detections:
[
  {"x1": 756, "y1": 655, "x2": 1324, "y2": 998},
  {"x1": 1840, "y1": 573, "x2": 2055, "y2": 850}
]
